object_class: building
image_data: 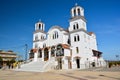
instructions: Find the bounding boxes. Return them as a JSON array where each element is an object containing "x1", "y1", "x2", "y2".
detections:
[
  {"x1": 19, "y1": 4, "x2": 106, "y2": 72},
  {"x1": 0, "y1": 50, "x2": 17, "y2": 62}
]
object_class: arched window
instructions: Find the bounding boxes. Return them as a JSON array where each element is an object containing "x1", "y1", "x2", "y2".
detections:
[
  {"x1": 78, "y1": 8, "x2": 80, "y2": 16},
  {"x1": 41, "y1": 35, "x2": 44, "y2": 40},
  {"x1": 74, "y1": 36, "x2": 76, "y2": 42},
  {"x1": 73, "y1": 22, "x2": 79, "y2": 30},
  {"x1": 73, "y1": 24, "x2": 75, "y2": 30},
  {"x1": 39, "y1": 24, "x2": 41, "y2": 30},
  {"x1": 53, "y1": 31, "x2": 59, "y2": 39},
  {"x1": 55, "y1": 31, "x2": 58, "y2": 38},
  {"x1": 41, "y1": 24, "x2": 43, "y2": 31},
  {"x1": 74, "y1": 9, "x2": 76, "y2": 16},
  {"x1": 53, "y1": 34, "x2": 55, "y2": 39},
  {"x1": 76, "y1": 23, "x2": 79, "y2": 29},
  {"x1": 77, "y1": 35, "x2": 80, "y2": 41},
  {"x1": 76, "y1": 47, "x2": 79, "y2": 53}
]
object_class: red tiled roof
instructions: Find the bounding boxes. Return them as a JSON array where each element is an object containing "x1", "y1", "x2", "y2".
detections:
[
  {"x1": 31, "y1": 49, "x2": 38, "y2": 53},
  {"x1": 61, "y1": 44, "x2": 70, "y2": 49}
]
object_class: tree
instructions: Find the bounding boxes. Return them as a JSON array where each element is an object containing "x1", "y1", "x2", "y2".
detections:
[
  {"x1": 0, "y1": 56, "x2": 3, "y2": 62},
  {"x1": 10, "y1": 58, "x2": 15, "y2": 64},
  {"x1": 0, "y1": 56, "x2": 3, "y2": 68}
]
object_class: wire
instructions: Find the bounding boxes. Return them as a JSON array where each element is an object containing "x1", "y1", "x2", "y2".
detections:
[{"x1": 0, "y1": 45, "x2": 25, "y2": 50}]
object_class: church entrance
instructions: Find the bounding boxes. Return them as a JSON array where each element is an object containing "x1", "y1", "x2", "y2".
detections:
[
  {"x1": 76, "y1": 58, "x2": 80, "y2": 68},
  {"x1": 56, "y1": 44, "x2": 64, "y2": 69},
  {"x1": 38, "y1": 49, "x2": 42, "y2": 58},
  {"x1": 44, "y1": 48, "x2": 49, "y2": 61}
]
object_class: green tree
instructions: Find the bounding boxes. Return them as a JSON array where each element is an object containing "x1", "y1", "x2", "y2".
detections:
[
  {"x1": 0, "y1": 56, "x2": 3, "y2": 61},
  {"x1": 10, "y1": 58, "x2": 15, "y2": 64},
  {"x1": 0, "y1": 56, "x2": 3, "y2": 68}
]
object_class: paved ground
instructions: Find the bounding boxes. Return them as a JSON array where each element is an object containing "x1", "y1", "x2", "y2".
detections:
[{"x1": 0, "y1": 67, "x2": 120, "y2": 80}]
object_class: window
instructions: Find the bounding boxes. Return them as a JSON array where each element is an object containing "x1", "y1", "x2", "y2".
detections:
[
  {"x1": 39, "y1": 24, "x2": 41, "y2": 30},
  {"x1": 74, "y1": 36, "x2": 76, "y2": 42},
  {"x1": 73, "y1": 25, "x2": 75, "y2": 30},
  {"x1": 74, "y1": 34, "x2": 80, "y2": 42},
  {"x1": 41, "y1": 24, "x2": 43, "y2": 31},
  {"x1": 77, "y1": 35, "x2": 80, "y2": 41},
  {"x1": 55, "y1": 31, "x2": 58, "y2": 38},
  {"x1": 73, "y1": 22, "x2": 79, "y2": 30},
  {"x1": 76, "y1": 23, "x2": 79, "y2": 29},
  {"x1": 74, "y1": 9, "x2": 76, "y2": 16},
  {"x1": 53, "y1": 31, "x2": 59, "y2": 39},
  {"x1": 76, "y1": 47, "x2": 79, "y2": 53},
  {"x1": 41, "y1": 35, "x2": 44, "y2": 40},
  {"x1": 78, "y1": 8, "x2": 80, "y2": 16}
]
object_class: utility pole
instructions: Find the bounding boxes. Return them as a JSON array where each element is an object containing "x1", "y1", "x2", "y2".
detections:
[{"x1": 25, "y1": 44, "x2": 28, "y2": 61}]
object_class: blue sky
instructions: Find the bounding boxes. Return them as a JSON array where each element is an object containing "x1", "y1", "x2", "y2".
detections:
[{"x1": 0, "y1": 0, "x2": 120, "y2": 60}]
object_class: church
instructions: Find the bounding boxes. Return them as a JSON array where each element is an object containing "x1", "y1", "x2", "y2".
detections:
[{"x1": 19, "y1": 4, "x2": 106, "y2": 72}]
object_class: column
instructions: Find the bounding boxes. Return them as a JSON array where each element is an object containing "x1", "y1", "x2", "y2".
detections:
[
  {"x1": 71, "y1": 9, "x2": 74, "y2": 17},
  {"x1": 49, "y1": 49, "x2": 51, "y2": 60},
  {"x1": 42, "y1": 50, "x2": 44, "y2": 61},
  {"x1": 34, "y1": 52, "x2": 38, "y2": 62},
  {"x1": 76, "y1": 8, "x2": 78, "y2": 16}
]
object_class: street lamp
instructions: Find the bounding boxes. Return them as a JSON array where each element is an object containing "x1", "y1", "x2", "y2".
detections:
[{"x1": 25, "y1": 44, "x2": 28, "y2": 61}]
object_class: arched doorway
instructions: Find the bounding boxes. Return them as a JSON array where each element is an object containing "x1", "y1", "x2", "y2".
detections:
[
  {"x1": 44, "y1": 48, "x2": 49, "y2": 61},
  {"x1": 75, "y1": 56, "x2": 80, "y2": 68},
  {"x1": 51, "y1": 46, "x2": 55, "y2": 57},
  {"x1": 56, "y1": 44, "x2": 64, "y2": 69},
  {"x1": 38, "y1": 49, "x2": 42, "y2": 58},
  {"x1": 76, "y1": 59, "x2": 80, "y2": 68}
]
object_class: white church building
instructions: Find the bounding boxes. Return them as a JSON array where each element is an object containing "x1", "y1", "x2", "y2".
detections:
[{"x1": 18, "y1": 4, "x2": 106, "y2": 72}]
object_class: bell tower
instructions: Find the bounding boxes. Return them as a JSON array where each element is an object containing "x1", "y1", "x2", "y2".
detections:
[
  {"x1": 69, "y1": 4, "x2": 87, "y2": 31},
  {"x1": 33, "y1": 20, "x2": 46, "y2": 49},
  {"x1": 35, "y1": 20, "x2": 45, "y2": 31},
  {"x1": 71, "y1": 3, "x2": 84, "y2": 18}
]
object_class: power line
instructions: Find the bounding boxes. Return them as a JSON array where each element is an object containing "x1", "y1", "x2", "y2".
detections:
[{"x1": 0, "y1": 45, "x2": 25, "y2": 50}]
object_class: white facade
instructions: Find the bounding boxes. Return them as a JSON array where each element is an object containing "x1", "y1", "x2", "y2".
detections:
[{"x1": 29, "y1": 4, "x2": 106, "y2": 71}]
